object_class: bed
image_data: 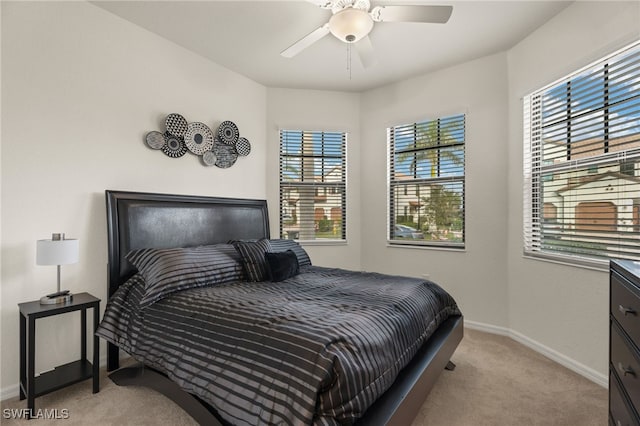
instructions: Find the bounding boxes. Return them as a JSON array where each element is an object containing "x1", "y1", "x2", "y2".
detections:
[{"x1": 97, "y1": 190, "x2": 463, "y2": 425}]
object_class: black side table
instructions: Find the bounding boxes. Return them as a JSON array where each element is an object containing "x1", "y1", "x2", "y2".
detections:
[{"x1": 18, "y1": 292, "x2": 100, "y2": 418}]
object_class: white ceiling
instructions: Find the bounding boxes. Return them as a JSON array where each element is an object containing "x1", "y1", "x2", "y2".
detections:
[{"x1": 92, "y1": 1, "x2": 572, "y2": 92}]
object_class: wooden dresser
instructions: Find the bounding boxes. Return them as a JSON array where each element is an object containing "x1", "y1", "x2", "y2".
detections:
[{"x1": 610, "y1": 259, "x2": 640, "y2": 425}]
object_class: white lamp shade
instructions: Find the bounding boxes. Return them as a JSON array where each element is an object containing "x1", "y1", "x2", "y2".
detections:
[
  {"x1": 329, "y1": 8, "x2": 374, "y2": 43},
  {"x1": 36, "y1": 239, "x2": 79, "y2": 265}
]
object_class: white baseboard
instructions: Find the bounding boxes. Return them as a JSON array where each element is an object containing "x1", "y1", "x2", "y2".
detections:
[
  {"x1": 465, "y1": 320, "x2": 608, "y2": 388},
  {"x1": 1, "y1": 384, "x2": 19, "y2": 402},
  {"x1": 464, "y1": 320, "x2": 511, "y2": 336}
]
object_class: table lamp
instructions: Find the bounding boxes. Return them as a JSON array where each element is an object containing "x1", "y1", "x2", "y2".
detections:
[{"x1": 36, "y1": 233, "x2": 79, "y2": 305}]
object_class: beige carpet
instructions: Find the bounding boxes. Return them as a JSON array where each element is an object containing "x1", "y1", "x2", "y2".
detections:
[{"x1": 1, "y1": 329, "x2": 607, "y2": 425}]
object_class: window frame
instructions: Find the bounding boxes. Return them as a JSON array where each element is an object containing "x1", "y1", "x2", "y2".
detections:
[
  {"x1": 387, "y1": 114, "x2": 466, "y2": 249},
  {"x1": 523, "y1": 40, "x2": 640, "y2": 269},
  {"x1": 278, "y1": 129, "x2": 347, "y2": 244}
]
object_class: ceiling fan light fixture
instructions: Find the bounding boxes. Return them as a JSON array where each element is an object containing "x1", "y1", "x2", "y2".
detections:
[{"x1": 328, "y1": 8, "x2": 373, "y2": 43}]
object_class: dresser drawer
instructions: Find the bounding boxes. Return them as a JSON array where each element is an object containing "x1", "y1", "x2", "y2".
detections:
[
  {"x1": 610, "y1": 371, "x2": 639, "y2": 426},
  {"x1": 612, "y1": 270, "x2": 640, "y2": 346},
  {"x1": 612, "y1": 321, "x2": 640, "y2": 412}
]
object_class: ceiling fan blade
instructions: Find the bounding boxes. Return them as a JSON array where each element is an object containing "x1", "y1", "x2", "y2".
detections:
[
  {"x1": 370, "y1": 5, "x2": 453, "y2": 23},
  {"x1": 281, "y1": 24, "x2": 331, "y2": 58},
  {"x1": 355, "y1": 35, "x2": 376, "y2": 68}
]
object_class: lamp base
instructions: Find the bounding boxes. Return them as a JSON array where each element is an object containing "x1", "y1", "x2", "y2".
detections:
[{"x1": 40, "y1": 291, "x2": 73, "y2": 305}]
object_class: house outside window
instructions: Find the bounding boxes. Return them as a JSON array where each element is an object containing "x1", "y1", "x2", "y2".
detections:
[
  {"x1": 523, "y1": 40, "x2": 640, "y2": 267},
  {"x1": 388, "y1": 114, "x2": 466, "y2": 248},
  {"x1": 279, "y1": 130, "x2": 346, "y2": 241}
]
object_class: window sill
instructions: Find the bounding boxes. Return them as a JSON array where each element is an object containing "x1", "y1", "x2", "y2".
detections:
[
  {"x1": 296, "y1": 239, "x2": 347, "y2": 246},
  {"x1": 522, "y1": 252, "x2": 609, "y2": 272},
  {"x1": 386, "y1": 242, "x2": 466, "y2": 252}
]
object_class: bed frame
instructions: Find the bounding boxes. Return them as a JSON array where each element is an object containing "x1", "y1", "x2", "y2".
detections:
[{"x1": 104, "y1": 190, "x2": 463, "y2": 426}]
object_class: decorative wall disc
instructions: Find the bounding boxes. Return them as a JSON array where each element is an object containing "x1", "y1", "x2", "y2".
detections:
[
  {"x1": 145, "y1": 131, "x2": 166, "y2": 150},
  {"x1": 184, "y1": 122, "x2": 214, "y2": 155},
  {"x1": 202, "y1": 150, "x2": 216, "y2": 166},
  {"x1": 235, "y1": 137, "x2": 251, "y2": 156},
  {"x1": 213, "y1": 139, "x2": 238, "y2": 168},
  {"x1": 161, "y1": 132, "x2": 188, "y2": 158},
  {"x1": 217, "y1": 121, "x2": 239, "y2": 145},
  {"x1": 146, "y1": 114, "x2": 250, "y2": 167},
  {"x1": 166, "y1": 113, "x2": 188, "y2": 138}
]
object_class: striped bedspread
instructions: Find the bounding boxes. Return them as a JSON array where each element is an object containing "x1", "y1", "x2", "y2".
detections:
[{"x1": 96, "y1": 266, "x2": 460, "y2": 425}]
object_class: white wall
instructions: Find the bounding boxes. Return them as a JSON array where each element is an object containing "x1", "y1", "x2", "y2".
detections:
[
  {"x1": 266, "y1": 88, "x2": 361, "y2": 270},
  {"x1": 1, "y1": 1, "x2": 266, "y2": 394},
  {"x1": 360, "y1": 52, "x2": 511, "y2": 328},
  {"x1": 506, "y1": 1, "x2": 640, "y2": 382}
]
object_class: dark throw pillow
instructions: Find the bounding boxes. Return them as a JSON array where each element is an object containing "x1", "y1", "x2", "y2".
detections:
[
  {"x1": 126, "y1": 243, "x2": 245, "y2": 308},
  {"x1": 268, "y1": 239, "x2": 312, "y2": 266},
  {"x1": 264, "y1": 250, "x2": 300, "y2": 282},
  {"x1": 233, "y1": 238, "x2": 273, "y2": 282}
]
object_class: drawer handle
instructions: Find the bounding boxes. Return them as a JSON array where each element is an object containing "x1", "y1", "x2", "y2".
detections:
[
  {"x1": 618, "y1": 305, "x2": 637, "y2": 316},
  {"x1": 618, "y1": 362, "x2": 636, "y2": 377}
]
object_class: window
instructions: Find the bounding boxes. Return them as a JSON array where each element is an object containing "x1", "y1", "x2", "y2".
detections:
[
  {"x1": 523, "y1": 41, "x2": 640, "y2": 267},
  {"x1": 279, "y1": 130, "x2": 346, "y2": 241},
  {"x1": 388, "y1": 114, "x2": 465, "y2": 248}
]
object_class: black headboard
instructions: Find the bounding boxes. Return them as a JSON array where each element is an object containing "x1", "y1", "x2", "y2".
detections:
[
  {"x1": 105, "y1": 190, "x2": 270, "y2": 298},
  {"x1": 105, "y1": 190, "x2": 269, "y2": 371}
]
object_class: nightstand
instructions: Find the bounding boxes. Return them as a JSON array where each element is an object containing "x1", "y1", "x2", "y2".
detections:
[{"x1": 18, "y1": 292, "x2": 100, "y2": 418}]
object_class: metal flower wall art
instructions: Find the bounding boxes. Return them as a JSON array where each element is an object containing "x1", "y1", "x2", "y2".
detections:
[{"x1": 144, "y1": 113, "x2": 251, "y2": 168}]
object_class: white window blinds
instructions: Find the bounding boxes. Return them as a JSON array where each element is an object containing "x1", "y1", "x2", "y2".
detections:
[
  {"x1": 279, "y1": 130, "x2": 346, "y2": 241},
  {"x1": 388, "y1": 114, "x2": 465, "y2": 248},
  {"x1": 523, "y1": 40, "x2": 640, "y2": 267}
]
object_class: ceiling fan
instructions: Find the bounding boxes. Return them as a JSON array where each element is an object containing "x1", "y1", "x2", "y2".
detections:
[{"x1": 280, "y1": 0, "x2": 453, "y2": 68}]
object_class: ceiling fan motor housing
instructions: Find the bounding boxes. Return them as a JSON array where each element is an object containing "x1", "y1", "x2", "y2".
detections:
[{"x1": 328, "y1": 8, "x2": 374, "y2": 43}]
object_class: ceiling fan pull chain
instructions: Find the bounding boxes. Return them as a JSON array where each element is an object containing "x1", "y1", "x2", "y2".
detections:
[{"x1": 347, "y1": 43, "x2": 352, "y2": 80}]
